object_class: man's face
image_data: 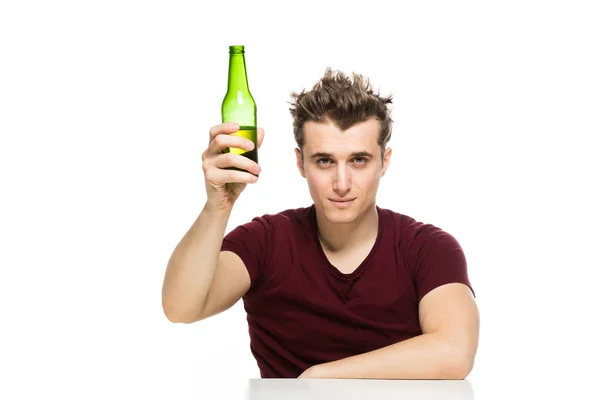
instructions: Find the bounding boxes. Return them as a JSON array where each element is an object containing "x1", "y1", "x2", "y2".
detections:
[{"x1": 295, "y1": 118, "x2": 392, "y2": 224}]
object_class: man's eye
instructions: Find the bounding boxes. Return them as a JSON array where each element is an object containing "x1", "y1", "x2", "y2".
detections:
[
  {"x1": 317, "y1": 158, "x2": 332, "y2": 165},
  {"x1": 354, "y1": 157, "x2": 366, "y2": 164}
]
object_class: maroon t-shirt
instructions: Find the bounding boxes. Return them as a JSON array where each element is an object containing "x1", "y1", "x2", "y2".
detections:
[{"x1": 220, "y1": 204, "x2": 474, "y2": 378}]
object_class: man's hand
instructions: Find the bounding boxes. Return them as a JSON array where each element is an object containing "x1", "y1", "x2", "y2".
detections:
[
  {"x1": 297, "y1": 365, "x2": 322, "y2": 379},
  {"x1": 201, "y1": 123, "x2": 264, "y2": 212}
]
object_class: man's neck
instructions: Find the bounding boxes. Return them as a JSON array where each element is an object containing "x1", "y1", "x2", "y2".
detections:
[{"x1": 315, "y1": 203, "x2": 379, "y2": 254}]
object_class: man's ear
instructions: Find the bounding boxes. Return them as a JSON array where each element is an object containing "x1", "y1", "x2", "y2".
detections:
[
  {"x1": 381, "y1": 147, "x2": 392, "y2": 177},
  {"x1": 295, "y1": 148, "x2": 306, "y2": 178}
]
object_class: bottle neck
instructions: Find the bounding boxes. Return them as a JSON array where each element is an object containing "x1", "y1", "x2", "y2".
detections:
[{"x1": 227, "y1": 53, "x2": 250, "y2": 92}]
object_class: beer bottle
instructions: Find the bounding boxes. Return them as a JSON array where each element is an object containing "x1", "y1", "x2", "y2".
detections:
[{"x1": 221, "y1": 45, "x2": 258, "y2": 169}]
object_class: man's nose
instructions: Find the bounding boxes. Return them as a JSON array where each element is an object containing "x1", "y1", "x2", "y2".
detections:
[{"x1": 333, "y1": 164, "x2": 351, "y2": 195}]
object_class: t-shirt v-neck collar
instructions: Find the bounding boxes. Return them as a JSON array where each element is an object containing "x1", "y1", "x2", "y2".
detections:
[{"x1": 308, "y1": 204, "x2": 384, "y2": 281}]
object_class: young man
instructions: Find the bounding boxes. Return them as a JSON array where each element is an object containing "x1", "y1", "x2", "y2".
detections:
[{"x1": 161, "y1": 69, "x2": 479, "y2": 379}]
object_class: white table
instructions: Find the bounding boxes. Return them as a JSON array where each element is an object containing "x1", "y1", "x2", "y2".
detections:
[{"x1": 242, "y1": 378, "x2": 473, "y2": 400}]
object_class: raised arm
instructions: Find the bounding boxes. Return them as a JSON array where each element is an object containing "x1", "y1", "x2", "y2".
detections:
[
  {"x1": 161, "y1": 206, "x2": 252, "y2": 323},
  {"x1": 161, "y1": 123, "x2": 264, "y2": 323}
]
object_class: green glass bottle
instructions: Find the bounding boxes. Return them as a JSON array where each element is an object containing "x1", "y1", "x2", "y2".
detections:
[{"x1": 221, "y1": 45, "x2": 258, "y2": 169}]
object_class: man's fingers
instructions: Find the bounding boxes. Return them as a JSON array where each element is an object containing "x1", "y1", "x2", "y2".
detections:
[
  {"x1": 208, "y1": 123, "x2": 263, "y2": 151},
  {"x1": 205, "y1": 168, "x2": 259, "y2": 185},
  {"x1": 209, "y1": 123, "x2": 239, "y2": 144},
  {"x1": 208, "y1": 132, "x2": 255, "y2": 155},
  {"x1": 213, "y1": 153, "x2": 261, "y2": 176},
  {"x1": 257, "y1": 127, "x2": 264, "y2": 149}
]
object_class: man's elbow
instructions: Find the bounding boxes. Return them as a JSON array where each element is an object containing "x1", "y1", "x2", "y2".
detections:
[
  {"x1": 442, "y1": 352, "x2": 475, "y2": 380},
  {"x1": 163, "y1": 308, "x2": 202, "y2": 324},
  {"x1": 162, "y1": 298, "x2": 204, "y2": 324},
  {"x1": 163, "y1": 303, "x2": 185, "y2": 323},
  {"x1": 163, "y1": 308, "x2": 188, "y2": 324}
]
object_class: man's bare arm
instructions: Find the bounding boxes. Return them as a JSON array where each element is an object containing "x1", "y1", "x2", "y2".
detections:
[
  {"x1": 161, "y1": 205, "x2": 250, "y2": 323},
  {"x1": 162, "y1": 123, "x2": 263, "y2": 324},
  {"x1": 299, "y1": 283, "x2": 480, "y2": 379}
]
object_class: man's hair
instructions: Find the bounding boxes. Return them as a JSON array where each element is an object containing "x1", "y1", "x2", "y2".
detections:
[{"x1": 288, "y1": 68, "x2": 393, "y2": 160}]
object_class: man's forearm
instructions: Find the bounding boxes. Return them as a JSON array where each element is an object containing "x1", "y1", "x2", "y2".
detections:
[
  {"x1": 307, "y1": 332, "x2": 472, "y2": 380},
  {"x1": 161, "y1": 203, "x2": 232, "y2": 323}
]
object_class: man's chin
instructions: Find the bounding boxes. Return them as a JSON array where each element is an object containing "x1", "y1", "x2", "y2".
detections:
[{"x1": 321, "y1": 206, "x2": 359, "y2": 224}]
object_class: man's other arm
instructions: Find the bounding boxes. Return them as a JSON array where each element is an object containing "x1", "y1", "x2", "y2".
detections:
[{"x1": 300, "y1": 282, "x2": 480, "y2": 379}]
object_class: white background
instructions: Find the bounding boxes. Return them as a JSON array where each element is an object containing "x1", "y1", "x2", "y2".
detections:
[{"x1": 1, "y1": 0, "x2": 599, "y2": 398}]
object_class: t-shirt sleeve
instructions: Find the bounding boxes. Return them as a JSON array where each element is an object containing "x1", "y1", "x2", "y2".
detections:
[
  {"x1": 220, "y1": 215, "x2": 274, "y2": 296},
  {"x1": 407, "y1": 224, "x2": 475, "y2": 303}
]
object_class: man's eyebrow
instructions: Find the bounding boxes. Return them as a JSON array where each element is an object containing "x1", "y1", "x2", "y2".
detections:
[
  {"x1": 310, "y1": 152, "x2": 333, "y2": 159},
  {"x1": 351, "y1": 151, "x2": 374, "y2": 158},
  {"x1": 310, "y1": 151, "x2": 374, "y2": 159}
]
